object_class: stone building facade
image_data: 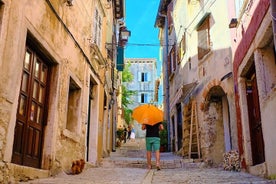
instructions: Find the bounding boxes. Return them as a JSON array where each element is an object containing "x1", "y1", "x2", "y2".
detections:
[
  {"x1": 155, "y1": 0, "x2": 238, "y2": 166},
  {"x1": 0, "y1": 0, "x2": 125, "y2": 182},
  {"x1": 156, "y1": 0, "x2": 276, "y2": 179},
  {"x1": 228, "y1": 0, "x2": 276, "y2": 178}
]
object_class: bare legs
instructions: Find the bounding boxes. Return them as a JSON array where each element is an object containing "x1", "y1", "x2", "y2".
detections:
[
  {"x1": 146, "y1": 150, "x2": 161, "y2": 170},
  {"x1": 146, "y1": 151, "x2": 152, "y2": 169},
  {"x1": 156, "y1": 150, "x2": 160, "y2": 167}
]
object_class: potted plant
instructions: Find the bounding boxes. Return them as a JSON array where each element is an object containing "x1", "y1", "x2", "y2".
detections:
[
  {"x1": 116, "y1": 128, "x2": 124, "y2": 147},
  {"x1": 159, "y1": 121, "x2": 168, "y2": 152}
]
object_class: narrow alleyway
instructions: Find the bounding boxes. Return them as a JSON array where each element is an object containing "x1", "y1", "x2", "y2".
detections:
[{"x1": 20, "y1": 138, "x2": 275, "y2": 184}]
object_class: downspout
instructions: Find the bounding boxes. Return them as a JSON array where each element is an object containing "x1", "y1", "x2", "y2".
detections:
[
  {"x1": 271, "y1": 0, "x2": 276, "y2": 52},
  {"x1": 164, "y1": 17, "x2": 171, "y2": 152},
  {"x1": 158, "y1": 12, "x2": 171, "y2": 152}
]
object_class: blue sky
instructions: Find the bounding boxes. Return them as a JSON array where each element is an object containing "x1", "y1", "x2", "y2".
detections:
[
  {"x1": 125, "y1": 0, "x2": 160, "y2": 60},
  {"x1": 125, "y1": 0, "x2": 163, "y2": 104}
]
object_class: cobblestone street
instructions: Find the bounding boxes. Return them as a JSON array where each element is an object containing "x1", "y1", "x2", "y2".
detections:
[
  {"x1": 19, "y1": 167, "x2": 276, "y2": 184},
  {"x1": 20, "y1": 138, "x2": 276, "y2": 184}
]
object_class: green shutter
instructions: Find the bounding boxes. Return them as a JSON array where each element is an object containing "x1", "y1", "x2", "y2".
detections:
[{"x1": 116, "y1": 47, "x2": 124, "y2": 71}]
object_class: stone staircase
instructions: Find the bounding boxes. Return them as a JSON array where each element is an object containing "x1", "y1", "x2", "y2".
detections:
[{"x1": 101, "y1": 138, "x2": 205, "y2": 169}]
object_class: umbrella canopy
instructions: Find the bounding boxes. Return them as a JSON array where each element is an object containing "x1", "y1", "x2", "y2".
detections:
[{"x1": 132, "y1": 104, "x2": 164, "y2": 125}]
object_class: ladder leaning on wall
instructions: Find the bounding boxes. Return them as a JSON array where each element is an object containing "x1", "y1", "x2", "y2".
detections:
[{"x1": 182, "y1": 100, "x2": 201, "y2": 159}]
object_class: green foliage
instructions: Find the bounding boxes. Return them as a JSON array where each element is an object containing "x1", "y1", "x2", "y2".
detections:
[
  {"x1": 121, "y1": 61, "x2": 136, "y2": 125},
  {"x1": 123, "y1": 108, "x2": 133, "y2": 125},
  {"x1": 268, "y1": 174, "x2": 276, "y2": 180},
  {"x1": 122, "y1": 62, "x2": 133, "y2": 82},
  {"x1": 121, "y1": 85, "x2": 135, "y2": 109},
  {"x1": 116, "y1": 128, "x2": 125, "y2": 140},
  {"x1": 160, "y1": 121, "x2": 168, "y2": 146}
]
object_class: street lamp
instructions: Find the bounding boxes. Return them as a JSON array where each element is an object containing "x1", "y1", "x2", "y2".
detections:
[
  {"x1": 119, "y1": 26, "x2": 131, "y2": 47},
  {"x1": 116, "y1": 26, "x2": 131, "y2": 71}
]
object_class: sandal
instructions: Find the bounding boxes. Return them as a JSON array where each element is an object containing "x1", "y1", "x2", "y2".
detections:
[
  {"x1": 156, "y1": 166, "x2": 161, "y2": 170},
  {"x1": 147, "y1": 165, "x2": 152, "y2": 169}
]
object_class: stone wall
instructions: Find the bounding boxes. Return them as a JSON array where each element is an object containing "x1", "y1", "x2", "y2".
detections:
[{"x1": 201, "y1": 102, "x2": 224, "y2": 165}]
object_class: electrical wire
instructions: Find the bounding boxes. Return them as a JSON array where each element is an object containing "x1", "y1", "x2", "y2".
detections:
[{"x1": 106, "y1": 42, "x2": 175, "y2": 47}]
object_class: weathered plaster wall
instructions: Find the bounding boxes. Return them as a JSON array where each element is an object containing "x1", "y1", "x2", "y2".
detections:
[
  {"x1": 262, "y1": 90, "x2": 276, "y2": 177},
  {"x1": 0, "y1": 0, "x2": 113, "y2": 182},
  {"x1": 167, "y1": 0, "x2": 236, "y2": 163},
  {"x1": 233, "y1": 1, "x2": 276, "y2": 177},
  {"x1": 201, "y1": 102, "x2": 224, "y2": 165}
]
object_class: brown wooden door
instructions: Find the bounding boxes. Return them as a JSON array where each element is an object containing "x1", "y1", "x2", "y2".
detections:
[
  {"x1": 246, "y1": 67, "x2": 265, "y2": 165},
  {"x1": 12, "y1": 47, "x2": 49, "y2": 168}
]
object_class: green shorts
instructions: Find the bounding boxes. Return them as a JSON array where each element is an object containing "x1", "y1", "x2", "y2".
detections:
[{"x1": 146, "y1": 137, "x2": 160, "y2": 151}]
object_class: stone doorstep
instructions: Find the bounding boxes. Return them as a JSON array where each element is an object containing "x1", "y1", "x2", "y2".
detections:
[{"x1": 7, "y1": 163, "x2": 49, "y2": 182}]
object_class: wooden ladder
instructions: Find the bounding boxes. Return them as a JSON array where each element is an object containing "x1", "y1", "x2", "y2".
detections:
[
  {"x1": 188, "y1": 100, "x2": 200, "y2": 159},
  {"x1": 182, "y1": 100, "x2": 200, "y2": 159}
]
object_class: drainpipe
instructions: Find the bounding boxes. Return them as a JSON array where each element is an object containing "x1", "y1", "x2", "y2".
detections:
[
  {"x1": 158, "y1": 12, "x2": 171, "y2": 152},
  {"x1": 271, "y1": 0, "x2": 276, "y2": 52},
  {"x1": 164, "y1": 18, "x2": 171, "y2": 152}
]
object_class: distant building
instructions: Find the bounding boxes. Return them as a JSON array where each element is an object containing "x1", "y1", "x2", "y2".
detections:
[{"x1": 124, "y1": 58, "x2": 159, "y2": 137}]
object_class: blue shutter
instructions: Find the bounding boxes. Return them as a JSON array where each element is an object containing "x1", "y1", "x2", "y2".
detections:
[{"x1": 116, "y1": 47, "x2": 124, "y2": 71}]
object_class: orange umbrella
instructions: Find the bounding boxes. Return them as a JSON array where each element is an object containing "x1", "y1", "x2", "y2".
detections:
[{"x1": 132, "y1": 104, "x2": 164, "y2": 125}]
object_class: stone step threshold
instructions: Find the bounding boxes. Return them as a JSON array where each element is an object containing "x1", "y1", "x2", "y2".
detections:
[{"x1": 101, "y1": 157, "x2": 206, "y2": 169}]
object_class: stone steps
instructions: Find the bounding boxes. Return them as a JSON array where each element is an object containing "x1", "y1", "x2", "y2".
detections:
[
  {"x1": 101, "y1": 140, "x2": 206, "y2": 169},
  {"x1": 101, "y1": 153, "x2": 206, "y2": 169}
]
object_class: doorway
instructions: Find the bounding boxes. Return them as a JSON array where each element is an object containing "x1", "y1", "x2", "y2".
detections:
[
  {"x1": 176, "y1": 103, "x2": 182, "y2": 151},
  {"x1": 12, "y1": 46, "x2": 50, "y2": 168},
  {"x1": 202, "y1": 86, "x2": 230, "y2": 165},
  {"x1": 245, "y1": 65, "x2": 265, "y2": 165}
]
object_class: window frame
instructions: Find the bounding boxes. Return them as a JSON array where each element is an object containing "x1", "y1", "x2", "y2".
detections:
[
  {"x1": 177, "y1": 33, "x2": 186, "y2": 64},
  {"x1": 140, "y1": 93, "x2": 149, "y2": 103},
  {"x1": 197, "y1": 14, "x2": 211, "y2": 60},
  {"x1": 168, "y1": 45, "x2": 176, "y2": 77},
  {"x1": 93, "y1": 8, "x2": 102, "y2": 47}
]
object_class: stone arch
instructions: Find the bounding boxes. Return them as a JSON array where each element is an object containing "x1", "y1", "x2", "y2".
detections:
[{"x1": 200, "y1": 82, "x2": 231, "y2": 166}]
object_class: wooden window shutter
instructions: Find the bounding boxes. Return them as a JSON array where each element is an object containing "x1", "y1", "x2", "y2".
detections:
[
  {"x1": 178, "y1": 33, "x2": 186, "y2": 63},
  {"x1": 167, "y1": 54, "x2": 172, "y2": 77},
  {"x1": 197, "y1": 16, "x2": 210, "y2": 60}
]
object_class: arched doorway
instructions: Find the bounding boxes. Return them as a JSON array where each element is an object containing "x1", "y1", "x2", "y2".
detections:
[{"x1": 201, "y1": 86, "x2": 231, "y2": 165}]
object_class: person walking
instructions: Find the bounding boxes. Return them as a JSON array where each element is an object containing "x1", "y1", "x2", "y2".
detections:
[
  {"x1": 127, "y1": 125, "x2": 131, "y2": 140},
  {"x1": 130, "y1": 127, "x2": 136, "y2": 141},
  {"x1": 123, "y1": 125, "x2": 127, "y2": 143},
  {"x1": 141, "y1": 122, "x2": 164, "y2": 170}
]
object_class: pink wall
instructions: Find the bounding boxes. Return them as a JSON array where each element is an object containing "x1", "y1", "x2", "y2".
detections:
[{"x1": 230, "y1": 0, "x2": 270, "y2": 168}]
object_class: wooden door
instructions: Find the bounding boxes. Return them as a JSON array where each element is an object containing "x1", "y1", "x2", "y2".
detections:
[
  {"x1": 12, "y1": 47, "x2": 49, "y2": 168},
  {"x1": 246, "y1": 66, "x2": 265, "y2": 165},
  {"x1": 176, "y1": 103, "x2": 182, "y2": 151}
]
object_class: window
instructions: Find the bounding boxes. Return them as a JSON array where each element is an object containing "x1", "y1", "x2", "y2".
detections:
[
  {"x1": 177, "y1": 33, "x2": 186, "y2": 63},
  {"x1": 141, "y1": 72, "x2": 147, "y2": 82},
  {"x1": 197, "y1": 15, "x2": 210, "y2": 60},
  {"x1": 93, "y1": 8, "x2": 102, "y2": 47},
  {"x1": 0, "y1": 1, "x2": 4, "y2": 36},
  {"x1": 235, "y1": 0, "x2": 253, "y2": 19},
  {"x1": 167, "y1": 1, "x2": 174, "y2": 35},
  {"x1": 168, "y1": 46, "x2": 176, "y2": 76},
  {"x1": 141, "y1": 93, "x2": 148, "y2": 103},
  {"x1": 235, "y1": 0, "x2": 245, "y2": 18},
  {"x1": 66, "y1": 77, "x2": 81, "y2": 132},
  {"x1": 138, "y1": 72, "x2": 151, "y2": 82}
]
